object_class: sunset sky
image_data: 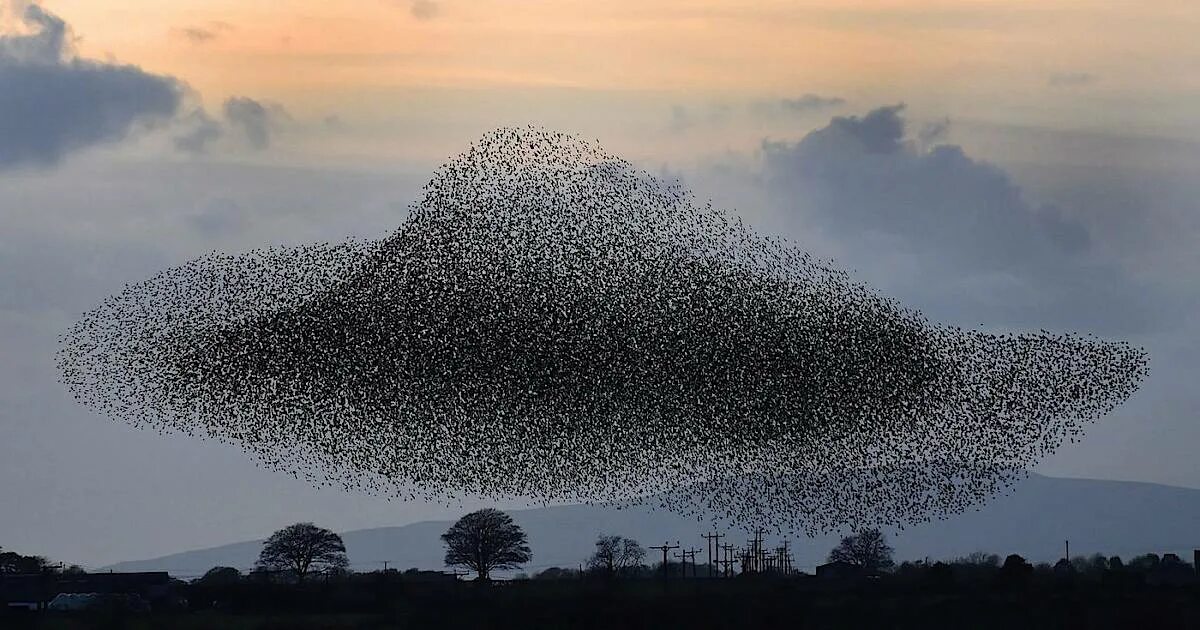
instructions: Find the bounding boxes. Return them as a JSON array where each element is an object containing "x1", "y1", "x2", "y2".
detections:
[
  {"x1": 21, "y1": 0, "x2": 1200, "y2": 160},
  {"x1": 2, "y1": 0, "x2": 1199, "y2": 568}
]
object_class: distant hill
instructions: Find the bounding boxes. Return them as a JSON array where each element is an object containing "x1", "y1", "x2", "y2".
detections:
[{"x1": 103, "y1": 474, "x2": 1200, "y2": 578}]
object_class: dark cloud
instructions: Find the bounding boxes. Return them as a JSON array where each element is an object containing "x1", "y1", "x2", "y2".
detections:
[
  {"x1": 173, "y1": 108, "x2": 223, "y2": 155},
  {"x1": 762, "y1": 105, "x2": 1155, "y2": 333},
  {"x1": 1049, "y1": 72, "x2": 1097, "y2": 87},
  {"x1": 0, "y1": 4, "x2": 182, "y2": 169},
  {"x1": 917, "y1": 117, "x2": 950, "y2": 149},
  {"x1": 222, "y1": 97, "x2": 290, "y2": 151},
  {"x1": 223, "y1": 97, "x2": 270, "y2": 150},
  {"x1": 172, "y1": 97, "x2": 307, "y2": 156},
  {"x1": 792, "y1": 103, "x2": 908, "y2": 154}
]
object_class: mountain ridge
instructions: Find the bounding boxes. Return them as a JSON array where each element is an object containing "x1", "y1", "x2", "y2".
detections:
[{"x1": 103, "y1": 473, "x2": 1200, "y2": 578}]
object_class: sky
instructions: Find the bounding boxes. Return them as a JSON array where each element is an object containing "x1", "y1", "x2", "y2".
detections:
[{"x1": 1, "y1": 0, "x2": 1198, "y2": 568}]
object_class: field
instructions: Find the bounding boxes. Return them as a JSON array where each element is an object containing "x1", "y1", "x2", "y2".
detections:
[{"x1": 5, "y1": 577, "x2": 1200, "y2": 629}]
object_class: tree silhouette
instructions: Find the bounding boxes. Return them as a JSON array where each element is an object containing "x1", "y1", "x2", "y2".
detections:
[
  {"x1": 0, "y1": 548, "x2": 53, "y2": 574},
  {"x1": 255, "y1": 522, "x2": 348, "y2": 582},
  {"x1": 998, "y1": 553, "x2": 1033, "y2": 586},
  {"x1": 587, "y1": 535, "x2": 646, "y2": 576},
  {"x1": 827, "y1": 528, "x2": 894, "y2": 571},
  {"x1": 956, "y1": 551, "x2": 1000, "y2": 567},
  {"x1": 1128, "y1": 553, "x2": 1160, "y2": 571},
  {"x1": 441, "y1": 508, "x2": 531, "y2": 581},
  {"x1": 199, "y1": 566, "x2": 243, "y2": 585}
]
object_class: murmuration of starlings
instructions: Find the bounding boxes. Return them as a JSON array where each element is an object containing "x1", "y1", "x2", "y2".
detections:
[{"x1": 58, "y1": 128, "x2": 1148, "y2": 535}]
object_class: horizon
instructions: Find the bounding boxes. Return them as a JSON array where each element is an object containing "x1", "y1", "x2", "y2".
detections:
[{"x1": 95, "y1": 472, "x2": 1200, "y2": 574}]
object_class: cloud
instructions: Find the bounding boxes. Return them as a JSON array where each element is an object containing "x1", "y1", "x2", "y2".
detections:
[
  {"x1": 0, "y1": 3, "x2": 182, "y2": 169},
  {"x1": 917, "y1": 117, "x2": 950, "y2": 149},
  {"x1": 788, "y1": 103, "x2": 908, "y2": 154},
  {"x1": 322, "y1": 114, "x2": 347, "y2": 132},
  {"x1": 667, "y1": 102, "x2": 735, "y2": 133},
  {"x1": 1049, "y1": 72, "x2": 1097, "y2": 87},
  {"x1": 173, "y1": 22, "x2": 233, "y2": 45},
  {"x1": 668, "y1": 104, "x2": 693, "y2": 133},
  {"x1": 173, "y1": 108, "x2": 223, "y2": 155},
  {"x1": 187, "y1": 197, "x2": 246, "y2": 237},
  {"x1": 764, "y1": 105, "x2": 1065, "y2": 260},
  {"x1": 172, "y1": 97, "x2": 312, "y2": 156},
  {"x1": 222, "y1": 97, "x2": 290, "y2": 151},
  {"x1": 677, "y1": 94, "x2": 847, "y2": 129},
  {"x1": 410, "y1": 0, "x2": 439, "y2": 20},
  {"x1": 761, "y1": 105, "x2": 1154, "y2": 332},
  {"x1": 774, "y1": 94, "x2": 847, "y2": 113}
]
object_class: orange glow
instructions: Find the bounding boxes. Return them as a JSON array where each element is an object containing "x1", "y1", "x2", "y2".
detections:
[{"x1": 21, "y1": 0, "x2": 1197, "y2": 150}]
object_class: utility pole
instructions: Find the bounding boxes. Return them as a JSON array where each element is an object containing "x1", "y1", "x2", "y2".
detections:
[
  {"x1": 1065, "y1": 540, "x2": 1070, "y2": 562},
  {"x1": 751, "y1": 529, "x2": 765, "y2": 574},
  {"x1": 702, "y1": 532, "x2": 725, "y2": 578},
  {"x1": 685, "y1": 547, "x2": 702, "y2": 578},
  {"x1": 651, "y1": 541, "x2": 680, "y2": 581},
  {"x1": 675, "y1": 548, "x2": 700, "y2": 579},
  {"x1": 780, "y1": 540, "x2": 792, "y2": 576},
  {"x1": 721, "y1": 543, "x2": 737, "y2": 577}
]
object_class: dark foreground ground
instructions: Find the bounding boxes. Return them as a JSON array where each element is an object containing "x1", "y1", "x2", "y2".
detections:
[{"x1": 5, "y1": 578, "x2": 1200, "y2": 630}]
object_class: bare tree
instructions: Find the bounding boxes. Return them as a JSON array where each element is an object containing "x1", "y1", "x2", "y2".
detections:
[
  {"x1": 442, "y1": 508, "x2": 531, "y2": 581},
  {"x1": 827, "y1": 528, "x2": 894, "y2": 572},
  {"x1": 587, "y1": 535, "x2": 646, "y2": 576},
  {"x1": 256, "y1": 522, "x2": 349, "y2": 582}
]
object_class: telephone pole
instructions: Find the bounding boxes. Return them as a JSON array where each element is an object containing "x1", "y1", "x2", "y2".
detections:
[
  {"x1": 750, "y1": 529, "x2": 766, "y2": 573},
  {"x1": 739, "y1": 545, "x2": 754, "y2": 575},
  {"x1": 674, "y1": 548, "x2": 700, "y2": 578},
  {"x1": 650, "y1": 541, "x2": 680, "y2": 581},
  {"x1": 780, "y1": 540, "x2": 792, "y2": 575},
  {"x1": 721, "y1": 543, "x2": 737, "y2": 577},
  {"x1": 684, "y1": 547, "x2": 702, "y2": 578},
  {"x1": 702, "y1": 532, "x2": 725, "y2": 578}
]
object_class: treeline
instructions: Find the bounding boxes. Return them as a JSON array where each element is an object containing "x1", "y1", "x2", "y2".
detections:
[
  {"x1": 7, "y1": 513, "x2": 1200, "y2": 629},
  {"x1": 0, "y1": 547, "x2": 84, "y2": 576},
  {"x1": 159, "y1": 554, "x2": 1200, "y2": 630},
  {"x1": 891, "y1": 551, "x2": 1198, "y2": 588}
]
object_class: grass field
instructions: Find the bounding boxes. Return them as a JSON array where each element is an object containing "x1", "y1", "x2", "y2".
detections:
[{"x1": 5, "y1": 578, "x2": 1200, "y2": 629}]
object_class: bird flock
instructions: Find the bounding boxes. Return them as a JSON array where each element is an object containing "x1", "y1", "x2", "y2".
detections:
[{"x1": 58, "y1": 127, "x2": 1148, "y2": 535}]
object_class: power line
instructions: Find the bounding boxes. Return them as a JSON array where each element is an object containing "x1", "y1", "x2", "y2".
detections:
[
  {"x1": 649, "y1": 541, "x2": 680, "y2": 581},
  {"x1": 702, "y1": 531, "x2": 725, "y2": 578}
]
